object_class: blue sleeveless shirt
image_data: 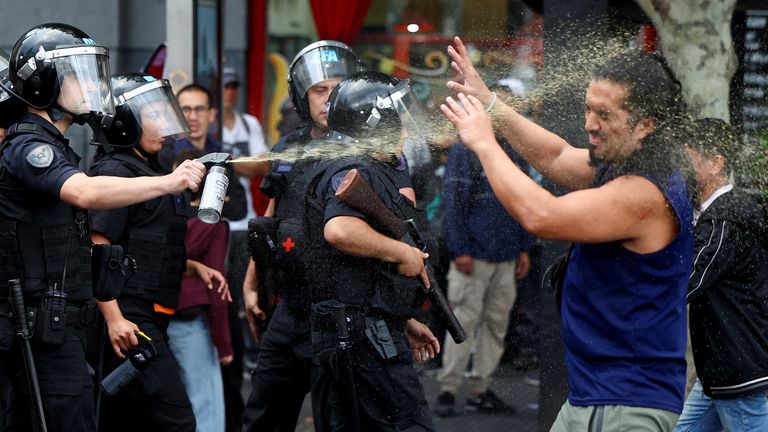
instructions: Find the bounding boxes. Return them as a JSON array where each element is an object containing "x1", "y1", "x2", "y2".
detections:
[{"x1": 561, "y1": 169, "x2": 693, "y2": 414}]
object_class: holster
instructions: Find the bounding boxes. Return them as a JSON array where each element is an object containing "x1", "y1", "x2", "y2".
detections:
[
  {"x1": 92, "y1": 244, "x2": 136, "y2": 301},
  {"x1": 311, "y1": 300, "x2": 402, "y2": 361},
  {"x1": 247, "y1": 217, "x2": 278, "y2": 267},
  {"x1": 35, "y1": 287, "x2": 68, "y2": 345},
  {"x1": 31, "y1": 291, "x2": 96, "y2": 346}
]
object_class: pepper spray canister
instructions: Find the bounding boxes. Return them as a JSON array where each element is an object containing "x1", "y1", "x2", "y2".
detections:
[{"x1": 196, "y1": 152, "x2": 232, "y2": 224}]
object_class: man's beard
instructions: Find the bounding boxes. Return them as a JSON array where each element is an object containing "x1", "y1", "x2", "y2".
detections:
[{"x1": 587, "y1": 144, "x2": 604, "y2": 166}]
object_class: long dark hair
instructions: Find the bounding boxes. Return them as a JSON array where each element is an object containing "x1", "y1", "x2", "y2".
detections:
[{"x1": 593, "y1": 50, "x2": 697, "y2": 206}]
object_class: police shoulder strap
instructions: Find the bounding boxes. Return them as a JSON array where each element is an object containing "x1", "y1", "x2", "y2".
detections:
[
  {"x1": 0, "y1": 122, "x2": 62, "y2": 156},
  {"x1": 106, "y1": 152, "x2": 161, "y2": 178}
]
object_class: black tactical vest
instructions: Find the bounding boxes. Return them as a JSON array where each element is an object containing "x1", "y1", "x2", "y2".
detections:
[
  {"x1": 0, "y1": 123, "x2": 92, "y2": 302},
  {"x1": 307, "y1": 158, "x2": 429, "y2": 320},
  {"x1": 270, "y1": 157, "x2": 337, "y2": 308},
  {"x1": 90, "y1": 152, "x2": 188, "y2": 308}
]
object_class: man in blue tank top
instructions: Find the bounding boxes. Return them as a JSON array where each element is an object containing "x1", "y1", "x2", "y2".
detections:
[{"x1": 439, "y1": 37, "x2": 695, "y2": 431}]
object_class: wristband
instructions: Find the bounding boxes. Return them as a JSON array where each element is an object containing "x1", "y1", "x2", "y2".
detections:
[{"x1": 486, "y1": 91, "x2": 497, "y2": 112}]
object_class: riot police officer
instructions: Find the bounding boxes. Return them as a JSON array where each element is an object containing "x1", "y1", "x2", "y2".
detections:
[
  {"x1": 89, "y1": 73, "x2": 230, "y2": 432},
  {"x1": 309, "y1": 71, "x2": 438, "y2": 431},
  {"x1": 241, "y1": 40, "x2": 363, "y2": 432},
  {"x1": 0, "y1": 24, "x2": 205, "y2": 432}
]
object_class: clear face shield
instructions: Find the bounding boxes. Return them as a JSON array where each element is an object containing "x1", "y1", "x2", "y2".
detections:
[
  {"x1": 0, "y1": 52, "x2": 10, "y2": 104},
  {"x1": 119, "y1": 79, "x2": 190, "y2": 140},
  {"x1": 291, "y1": 43, "x2": 360, "y2": 99},
  {"x1": 51, "y1": 45, "x2": 115, "y2": 116},
  {"x1": 383, "y1": 79, "x2": 427, "y2": 155}
]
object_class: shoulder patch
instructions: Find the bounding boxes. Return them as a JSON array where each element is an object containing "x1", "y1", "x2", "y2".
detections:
[{"x1": 25, "y1": 144, "x2": 55, "y2": 168}]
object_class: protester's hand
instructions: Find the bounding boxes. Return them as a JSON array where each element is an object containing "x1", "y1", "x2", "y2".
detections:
[
  {"x1": 446, "y1": 36, "x2": 494, "y2": 106},
  {"x1": 190, "y1": 260, "x2": 232, "y2": 302},
  {"x1": 397, "y1": 245, "x2": 430, "y2": 288},
  {"x1": 106, "y1": 317, "x2": 140, "y2": 359},
  {"x1": 441, "y1": 93, "x2": 497, "y2": 154},
  {"x1": 244, "y1": 282, "x2": 267, "y2": 344},
  {"x1": 167, "y1": 159, "x2": 206, "y2": 193},
  {"x1": 220, "y1": 355, "x2": 234, "y2": 366},
  {"x1": 516, "y1": 251, "x2": 531, "y2": 280},
  {"x1": 454, "y1": 255, "x2": 474, "y2": 275},
  {"x1": 406, "y1": 318, "x2": 440, "y2": 363}
]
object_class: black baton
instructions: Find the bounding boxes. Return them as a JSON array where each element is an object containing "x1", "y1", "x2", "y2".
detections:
[{"x1": 9, "y1": 278, "x2": 48, "y2": 432}]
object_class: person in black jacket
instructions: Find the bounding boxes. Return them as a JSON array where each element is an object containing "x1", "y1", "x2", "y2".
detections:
[{"x1": 674, "y1": 118, "x2": 768, "y2": 431}]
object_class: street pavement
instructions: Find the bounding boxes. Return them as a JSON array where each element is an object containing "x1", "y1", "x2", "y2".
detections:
[{"x1": 243, "y1": 362, "x2": 540, "y2": 431}]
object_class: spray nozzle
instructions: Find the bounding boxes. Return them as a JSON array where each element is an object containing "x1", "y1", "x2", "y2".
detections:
[{"x1": 196, "y1": 152, "x2": 231, "y2": 167}]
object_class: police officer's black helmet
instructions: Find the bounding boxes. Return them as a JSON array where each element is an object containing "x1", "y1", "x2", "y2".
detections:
[
  {"x1": 104, "y1": 72, "x2": 189, "y2": 148},
  {"x1": 327, "y1": 71, "x2": 424, "y2": 142},
  {"x1": 288, "y1": 40, "x2": 361, "y2": 120},
  {"x1": 4, "y1": 23, "x2": 114, "y2": 116}
]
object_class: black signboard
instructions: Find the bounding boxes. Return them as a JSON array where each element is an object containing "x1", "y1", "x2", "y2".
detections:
[{"x1": 736, "y1": 9, "x2": 768, "y2": 134}]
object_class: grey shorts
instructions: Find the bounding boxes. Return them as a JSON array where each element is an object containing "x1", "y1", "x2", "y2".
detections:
[{"x1": 550, "y1": 400, "x2": 679, "y2": 432}]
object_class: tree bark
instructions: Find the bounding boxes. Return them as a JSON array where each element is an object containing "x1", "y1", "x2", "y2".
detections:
[{"x1": 634, "y1": 0, "x2": 737, "y2": 120}]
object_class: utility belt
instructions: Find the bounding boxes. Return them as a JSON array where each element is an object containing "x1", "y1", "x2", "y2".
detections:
[
  {"x1": 0, "y1": 293, "x2": 96, "y2": 345},
  {"x1": 311, "y1": 300, "x2": 406, "y2": 361}
]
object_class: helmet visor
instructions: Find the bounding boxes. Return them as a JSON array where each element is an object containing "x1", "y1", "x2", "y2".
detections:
[
  {"x1": 291, "y1": 43, "x2": 360, "y2": 99},
  {"x1": 0, "y1": 49, "x2": 11, "y2": 103},
  {"x1": 121, "y1": 80, "x2": 190, "y2": 140},
  {"x1": 53, "y1": 46, "x2": 115, "y2": 116},
  {"x1": 389, "y1": 79, "x2": 426, "y2": 144}
]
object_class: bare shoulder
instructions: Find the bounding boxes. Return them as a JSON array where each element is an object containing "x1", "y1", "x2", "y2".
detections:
[
  {"x1": 548, "y1": 174, "x2": 678, "y2": 249},
  {"x1": 604, "y1": 175, "x2": 669, "y2": 214},
  {"x1": 604, "y1": 174, "x2": 680, "y2": 253}
]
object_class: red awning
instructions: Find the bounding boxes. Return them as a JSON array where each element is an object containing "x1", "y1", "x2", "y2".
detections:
[{"x1": 309, "y1": 0, "x2": 371, "y2": 45}]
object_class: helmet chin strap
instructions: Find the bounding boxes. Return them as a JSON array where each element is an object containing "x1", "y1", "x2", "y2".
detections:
[
  {"x1": 45, "y1": 105, "x2": 66, "y2": 123},
  {"x1": 47, "y1": 103, "x2": 91, "y2": 126},
  {"x1": 133, "y1": 141, "x2": 155, "y2": 159}
]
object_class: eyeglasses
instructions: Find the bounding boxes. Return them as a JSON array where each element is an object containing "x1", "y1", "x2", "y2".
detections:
[{"x1": 180, "y1": 105, "x2": 210, "y2": 115}]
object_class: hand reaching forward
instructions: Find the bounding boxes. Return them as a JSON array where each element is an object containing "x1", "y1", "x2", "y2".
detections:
[
  {"x1": 440, "y1": 93, "x2": 498, "y2": 154},
  {"x1": 167, "y1": 159, "x2": 206, "y2": 194},
  {"x1": 446, "y1": 36, "x2": 494, "y2": 106}
]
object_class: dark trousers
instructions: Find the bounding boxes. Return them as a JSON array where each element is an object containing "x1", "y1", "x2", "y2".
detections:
[
  {"x1": 312, "y1": 318, "x2": 435, "y2": 432},
  {"x1": 242, "y1": 302, "x2": 313, "y2": 432},
  {"x1": 0, "y1": 324, "x2": 96, "y2": 432},
  {"x1": 224, "y1": 230, "x2": 249, "y2": 432},
  {"x1": 98, "y1": 298, "x2": 195, "y2": 432}
]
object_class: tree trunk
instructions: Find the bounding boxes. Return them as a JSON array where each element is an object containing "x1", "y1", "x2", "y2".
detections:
[{"x1": 634, "y1": 0, "x2": 737, "y2": 121}]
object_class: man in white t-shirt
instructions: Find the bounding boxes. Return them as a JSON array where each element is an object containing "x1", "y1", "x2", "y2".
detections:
[{"x1": 222, "y1": 67, "x2": 269, "y2": 225}]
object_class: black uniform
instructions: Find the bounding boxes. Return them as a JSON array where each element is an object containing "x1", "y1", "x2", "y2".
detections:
[
  {"x1": 242, "y1": 131, "x2": 414, "y2": 432},
  {"x1": 89, "y1": 150, "x2": 195, "y2": 432},
  {"x1": 242, "y1": 129, "x2": 316, "y2": 432},
  {"x1": 0, "y1": 113, "x2": 97, "y2": 432},
  {"x1": 309, "y1": 157, "x2": 435, "y2": 432},
  {"x1": 688, "y1": 187, "x2": 768, "y2": 398}
]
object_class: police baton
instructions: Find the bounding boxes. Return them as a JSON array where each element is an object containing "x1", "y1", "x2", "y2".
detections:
[
  {"x1": 335, "y1": 169, "x2": 467, "y2": 344},
  {"x1": 9, "y1": 278, "x2": 48, "y2": 432}
]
